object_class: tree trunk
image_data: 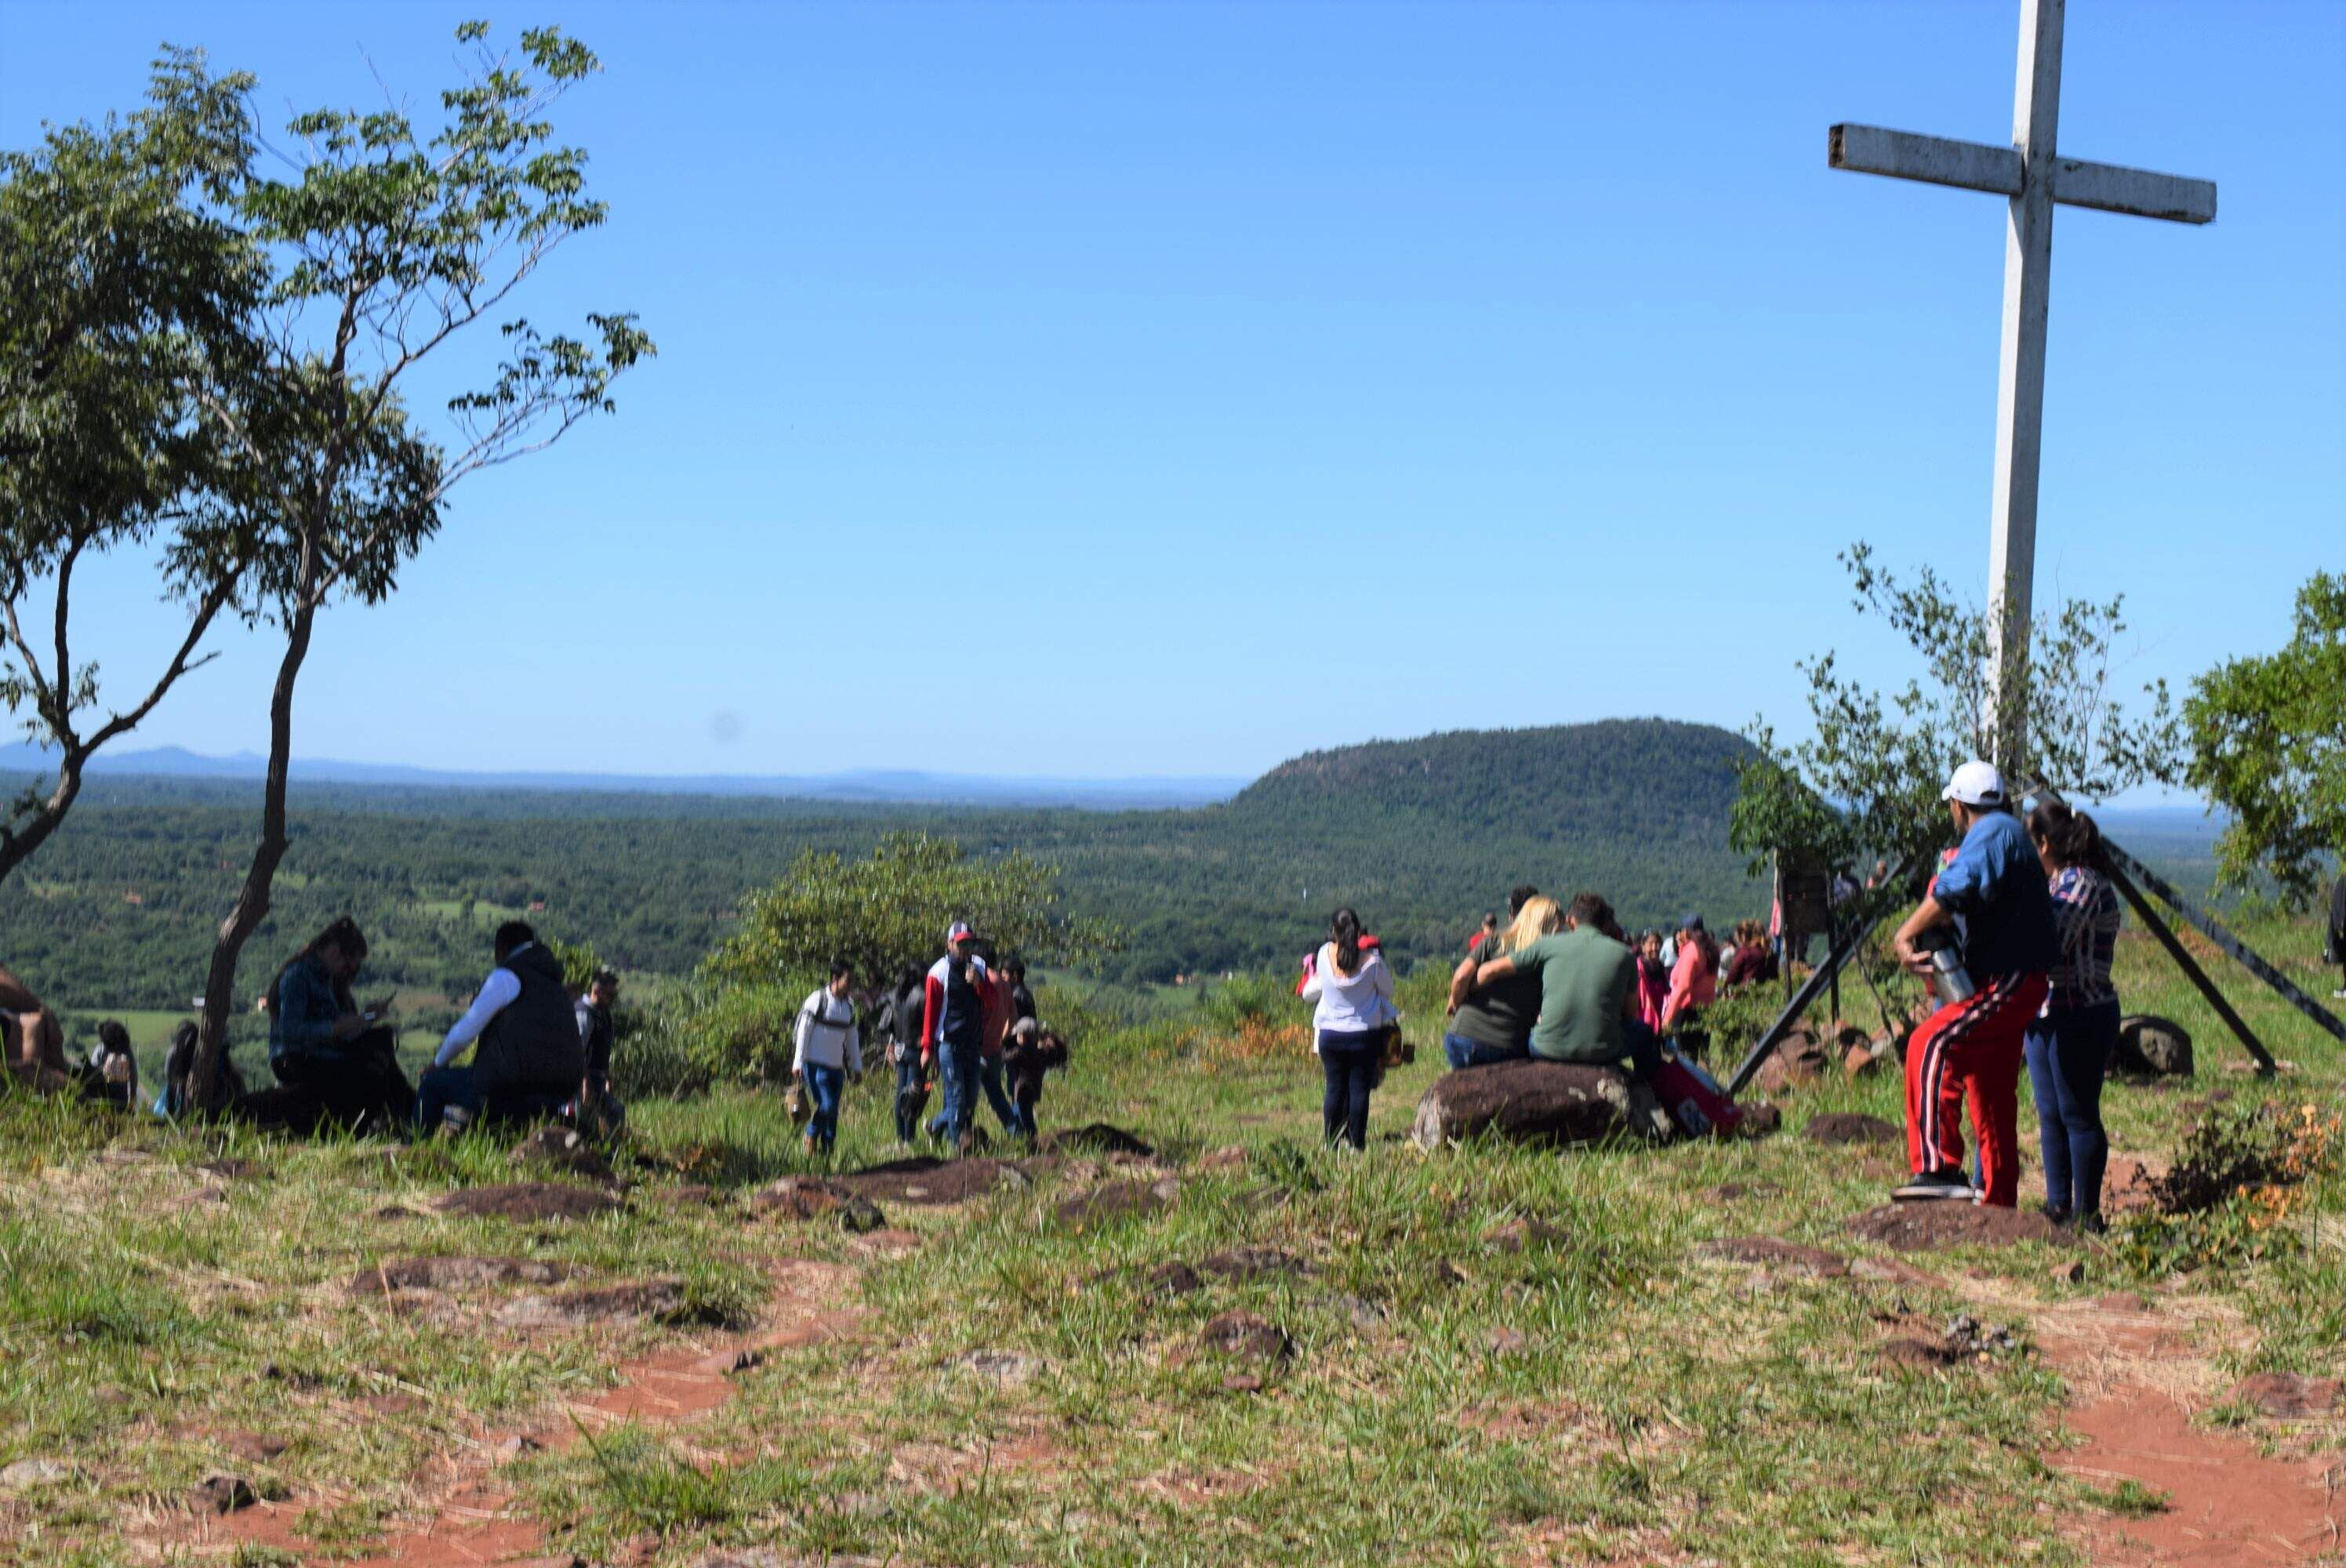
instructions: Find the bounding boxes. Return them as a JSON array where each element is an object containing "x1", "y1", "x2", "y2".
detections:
[
  {"x1": 0, "y1": 752, "x2": 85, "y2": 886},
  {"x1": 190, "y1": 559, "x2": 320, "y2": 1110}
]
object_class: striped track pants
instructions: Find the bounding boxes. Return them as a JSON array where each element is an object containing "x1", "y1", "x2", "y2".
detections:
[{"x1": 1903, "y1": 971, "x2": 2049, "y2": 1208}]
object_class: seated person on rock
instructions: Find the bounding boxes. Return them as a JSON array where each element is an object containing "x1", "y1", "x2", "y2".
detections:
[
  {"x1": 0, "y1": 963, "x2": 75, "y2": 1095},
  {"x1": 82, "y1": 1019, "x2": 141, "y2": 1109},
  {"x1": 1469, "y1": 891, "x2": 1659, "y2": 1083},
  {"x1": 1443, "y1": 895, "x2": 1560, "y2": 1069},
  {"x1": 267, "y1": 917, "x2": 414, "y2": 1131},
  {"x1": 419, "y1": 921, "x2": 586, "y2": 1134}
]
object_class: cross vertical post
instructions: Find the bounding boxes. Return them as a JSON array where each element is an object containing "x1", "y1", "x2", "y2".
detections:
[{"x1": 1985, "y1": 0, "x2": 2063, "y2": 773}]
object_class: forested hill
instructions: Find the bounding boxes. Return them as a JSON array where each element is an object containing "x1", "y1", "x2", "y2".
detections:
[
  {"x1": 0, "y1": 719, "x2": 1769, "y2": 1010},
  {"x1": 1230, "y1": 720, "x2": 1753, "y2": 844}
]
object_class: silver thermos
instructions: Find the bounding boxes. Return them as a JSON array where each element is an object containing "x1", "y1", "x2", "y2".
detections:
[{"x1": 1927, "y1": 946, "x2": 1975, "y2": 1004}]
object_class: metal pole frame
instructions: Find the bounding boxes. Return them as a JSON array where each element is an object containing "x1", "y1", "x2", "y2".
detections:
[{"x1": 1726, "y1": 856, "x2": 1919, "y2": 1099}]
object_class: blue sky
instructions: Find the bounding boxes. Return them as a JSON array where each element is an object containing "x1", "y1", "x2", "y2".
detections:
[{"x1": 2, "y1": 1, "x2": 2338, "y2": 782}]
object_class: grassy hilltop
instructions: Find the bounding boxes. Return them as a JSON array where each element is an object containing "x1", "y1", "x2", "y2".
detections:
[{"x1": 0, "y1": 906, "x2": 2339, "y2": 1566}]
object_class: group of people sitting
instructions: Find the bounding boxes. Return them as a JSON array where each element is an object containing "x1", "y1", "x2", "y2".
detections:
[{"x1": 1305, "y1": 760, "x2": 2127, "y2": 1228}]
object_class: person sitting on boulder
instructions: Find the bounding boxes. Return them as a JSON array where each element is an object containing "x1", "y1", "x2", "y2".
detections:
[
  {"x1": 572, "y1": 967, "x2": 626, "y2": 1137},
  {"x1": 791, "y1": 958, "x2": 863, "y2": 1159},
  {"x1": 1001, "y1": 1017, "x2": 1068, "y2": 1139},
  {"x1": 83, "y1": 1019, "x2": 141, "y2": 1109},
  {"x1": 418, "y1": 922, "x2": 586, "y2": 1135},
  {"x1": 1471, "y1": 891, "x2": 1659, "y2": 1087},
  {"x1": 0, "y1": 963, "x2": 75, "y2": 1095},
  {"x1": 1443, "y1": 895, "x2": 1559, "y2": 1069},
  {"x1": 267, "y1": 917, "x2": 413, "y2": 1131},
  {"x1": 1890, "y1": 761, "x2": 2057, "y2": 1207}
]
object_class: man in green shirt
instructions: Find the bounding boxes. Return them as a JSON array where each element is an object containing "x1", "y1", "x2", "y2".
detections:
[{"x1": 1472, "y1": 893, "x2": 1659, "y2": 1079}]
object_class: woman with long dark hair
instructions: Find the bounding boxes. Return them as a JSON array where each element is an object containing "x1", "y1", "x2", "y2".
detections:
[
  {"x1": 267, "y1": 916, "x2": 413, "y2": 1131},
  {"x1": 2024, "y1": 800, "x2": 2123, "y2": 1230},
  {"x1": 1301, "y1": 907, "x2": 1393, "y2": 1150}
]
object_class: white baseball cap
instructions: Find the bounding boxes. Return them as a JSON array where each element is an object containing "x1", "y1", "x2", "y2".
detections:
[{"x1": 1942, "y1": 759, "x2": 2006, "y2": 807}]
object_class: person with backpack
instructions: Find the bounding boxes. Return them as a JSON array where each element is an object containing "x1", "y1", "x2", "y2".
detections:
[
  {"x1": 921, "y1": 920, "x2": 990, "y2": 1149},
  {"x1": 418, "y1": 921, "x2": 586, "y2": 1134},
  {"x1": 2023, "y1": 798, "x2": 2123, "y2": 1231},
  {"x1": 877, "y1": 962, "x2": 928, "y2": 1144},
  {"x1": 1302, "y1": 908, "x2": 1393, "y2": 1150},
  {"x1": 267, "y1": 917, "x2": 413, "y2": 1131},
  {"x1": 792, "y1": 958, "x2": 863, "y2": 1158},
  {"x1": 1001, "y1": 1018, "x2": 1068, "y2": 1139},
  {"x1": 1890, "y1": 761, "x2": 2057, "y2": 1207}
]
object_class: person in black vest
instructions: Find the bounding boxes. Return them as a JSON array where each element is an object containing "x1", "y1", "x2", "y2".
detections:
[
  {"x1": 572, "y1": 967, "x2": 625, "y2": 1135},
  {"x1": 417, "y1": 922, "x2": 586, "y2": 1134}
]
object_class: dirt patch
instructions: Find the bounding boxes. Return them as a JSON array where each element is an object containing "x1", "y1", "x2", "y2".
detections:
[
  {"x1": 346, "y1": 1256, "x2": 570, "y2": 1294},
  {"x1": 1804, "y1": 1112, "x2": 1901, "y2": 1147},
  {"x1": 833, "y1": 1156, "x2": 1013, "y2": 1206},
  {"x1": 430, "y1": 1182, "x2": 621, "y2": 1222},
  {"x1": 1877, "y1": 1338, "x2": 1962, "y2": 1371},
  {"x1": 1696, "y1": 1236, "x2": 1848, "y2": 1277},
  {"x1": 1197, "y1": 1246, "x2": 1311, "y2": 1281},
  {"x1": 1199, "y1": 1311, "x2": 1291, "y2": 1361},
  {"x1": 496, "y1": 1279, "x2": 740, "y2": 1330},
  {"x1": 1846, "y1": 1203, "x2": 2071, "y2": 1252},
  {"x1": 1056, "y1": 1176, "x2": 1180, "y2": 1229}
]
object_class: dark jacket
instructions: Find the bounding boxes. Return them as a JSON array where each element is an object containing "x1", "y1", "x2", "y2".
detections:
[
  {"x1": 477, "y1": 943, "x2": 584, "y2": 1097},
  {"x1": 271, "y1": 953, "x2": 354, "y2": 1064},
  {"x1": 575, "y1": 996, "x2": 615, "y2": 1089},
  {"x1": 2328, "y1": 874, "x2": 2346, "y2": 967}
]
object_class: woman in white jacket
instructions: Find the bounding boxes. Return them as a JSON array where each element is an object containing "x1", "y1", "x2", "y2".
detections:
[
  {"x1": 1302, "y1": 908, "x2": 1393, "y2": 1149},
  {"x1": 793, "y1": 958, "x2": 863, "y2": 1157}
]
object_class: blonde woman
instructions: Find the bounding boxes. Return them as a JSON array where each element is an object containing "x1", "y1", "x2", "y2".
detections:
[{"x1": 1443, "y1": 895, "x2": 1561, "y2": 1069}]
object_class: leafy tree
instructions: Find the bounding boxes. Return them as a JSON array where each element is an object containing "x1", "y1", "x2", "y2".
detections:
[
  {"x1": 0, "y1": 50, "x2": 265, "y2": 884},
  {"x1": 1734, "y1": 543, "x2": 2180, "y2": 874},
  {"x1": 703, "y1": 831, "x2": 1120, "y2": 992},
  {"x1": 188, "y1": 22, "x2": 653, "y2": 1100},
  {"x1": 2184, "y1": 571, "x2": 2346, "y2": 906}
]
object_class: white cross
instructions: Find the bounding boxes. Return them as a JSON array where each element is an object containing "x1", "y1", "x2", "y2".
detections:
[{"x1": 1828, "y1": 0, "x2": 2214, "y2": 771}]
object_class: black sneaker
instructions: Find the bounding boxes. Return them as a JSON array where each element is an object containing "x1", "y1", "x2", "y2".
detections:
[{"x1": 1892, "y1": 1169, "x2": 1978, "y2": 1203}]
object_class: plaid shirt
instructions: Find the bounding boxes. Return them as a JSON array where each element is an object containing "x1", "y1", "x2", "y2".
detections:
[{"x1": 2045, "y1": 866, "x2": 2121, "y2": 1012}]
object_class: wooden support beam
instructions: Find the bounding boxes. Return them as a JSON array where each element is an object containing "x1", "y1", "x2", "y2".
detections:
[{"x1": 2107, "y1": 863, "x2": 2278, "y2": 1076}]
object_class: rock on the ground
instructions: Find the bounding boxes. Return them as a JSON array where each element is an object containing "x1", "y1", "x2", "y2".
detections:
[
  {"x1": 1846, "y1": 1204, "x2": 2070, "y2": 1252},
  {"x1": 1410, "y1": 1059, "x2": 1634, "y2": 1150},
  {"x1": 511, "y1": 1126, "x2": 613, "y2": 1181},
  {"x1": 1199, "y1": 1310, "x2": 1291, "y2": 1360},
  {"x1": 220, "y1": 1432, "x2": 289, "y2": 1464},
  {"x1": 950, "y1": 1349, "x2": 1048, "y2": 1387},
  {"x1": 1484, "y1": 1218, "x2": 1569, "y2": 1254},
  {"x1": 2227, "y1": 1372, "x2": 2342, "y2": 1417},
  {"x1": 194, "y1": 1157, "x2": 261, "y2": 1181},
  {"x1": 1194, "y1": 1145, "x2": 1249, "y2": 1172},
  {"x1": 833, "y1": 1156, "x2": 1009, "y2": 1206},
  {"x1": 347, "y1": 1255, "x2": 570, "y2": 1294},
  {"x1": 496, "y1": 1279, "x2": 732, "y2": 1329},
  {"x1": 1035, "y1": 1123, "x2": 1155, "y2": 1158},
  {"x1": 431, "y1": 1182, "x2": 621, "y2": 1222},
  {"x1": 751, "y1": 1176, "x2": 850, "y2": 1220},
  {"x1": 1842, "y1": 1044, "x2": 1884, "y2": 1080},
  {"x1": 1732, "y1": 1104, "x2": 1783, "y2": 1138},
  {"x1": 1198, "y1": 1246, "x2": 1310, "y2": 1281},
  {"x1": 1803, "y1": 1113, "x2": 1901, "y2": 1147},
  {"x1": 1696, "y1": 1236, "x2": 1849, "y2": 1277},
  {"x1": 2101, "y1": 1156, "x2": 2164, "y2": 1216},
  {"x1": 188, "y1": 1474, "x2": 256, "y2": 1513},
  {"x1": 0, "y1": 1457, "x2": 76, "y2": 1490},
  {"x1": 1877, "y1": 1338, "x2": 1960, "y2": 1371},
  {"x1": 2113, "y1": 1014, "x2": 2194, "y2": 1078},
  {"x1": 1753, "y1": 1030, "x2": 1833, "y2": 1095},
  {"x1": 1055, "y1": 1176, "x2": 1180, "y2": 1229},
  {"x1": 1148, "y1": 1261, "x2": 1204, "y2": 1296}
]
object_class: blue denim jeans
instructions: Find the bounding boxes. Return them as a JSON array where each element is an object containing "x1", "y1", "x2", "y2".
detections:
[
  {"x1": 977, "y1": 1053, "x2": 1019, "y2": 1135},
  {"x1": 1444, "y1": 1032, "x2": 1528, "y2": 1070},
  {"x1": 2025, "y1": 998, "x2": 2117, "y2": 1216},
  {"x1": 803, "y1": 1062, "x2": 844, "y2": 1150},
  {"x1": 416, "y1": 1065, "x2": 481, "y2": 1133},
  {"x1": 892, "y1": 1051, "x2": 927, "y2": 1142},
  {"x1": 928, "y1": 1036, "x2": 979, "y2": 1142}
]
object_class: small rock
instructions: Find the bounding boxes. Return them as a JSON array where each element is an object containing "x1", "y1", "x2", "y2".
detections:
[
  {"x1": 1849, "y1": 1257, "x2": 1934, "y2": 1285},
  {"x1": 220, "y1": 1432, "x2": 289, "y2": 1464},
  {"x1": 1198, "y1": 1247, "x2": 1311, "y2": 1281},
  {"x1": 837, "y1": 1196, "x2": 888, "y2": 1234},
  {"x1": 951, "y1": 1349, "x2": 1048, "y2": 1387},
  {"x1": 648, "y1": 1184, "x2": 717, "y2": 1207},
  {"x1": 490, "y1": 1434, "x2": 543, "y2": 1463},
  {"x1": 1036, "y1": 1123, "x2": 1155, "y2": 1158},
  {"x1": 1733, "y1": 1104, "x2": 1782, "y2": 1138},
  {"x1": 1325, "y1": 1293, "x2": 1383, "y2": 1330},
  {"x1": 432, "y1": 1183, "x2": 622, "y2": 1223},
  {"x1": 175, "y1": 1186, "x2": 230, "y2": 1210},
  {"x1": 189, "y1": 1473, "x2": 256, "y2": 1514},
  {"x1": 512, "y1": 1127, "x2": 614, "y2": 1181},
  {"x1": 1488, "y1": 1327, "x2": 1530, "y2": 1355},
  {"x1": 1697, "y1": 1236, "x2": 1848, "y2": 1278},
  {"x1": 1055, "y1": 1177, "x2": 1177, "y2": 1229},
  {"x1": 1195, "y1": 1145, "x2": 1249, "y2": 1172},
  {"x1": 750, "y1": 1175, "x2": 848, "y2": 1221},
  {"x1": 194, "y1": 1158, "x2": 260, "y2": 1181},
  {"x1": 726, "y1": 1348, "x2": 764, "y2": 1374},
  {"x1": 0, "y1": 1457, "x2": 76, "y2": 1490},
  {"x1": 1425, "y1": 1259, "x2": 1467, "y2": 1289},
  {"x1": 2049, "y1": 1259, "x2": 2085, "y2": 1285},
  {"x1": 1221, "y1": 1373, "x2": 1265, "y2": 1393},
  {"x1": 348, "y1": 1256, "x2": 570, "y2": 1294},
  {"x1": 1484, "y1": 1218, "x2": 1569, "y2": 1254},
  {"x1": 2113, "y1": 1014, "x2": 2194, "y2": 1078},
  {"x1": 1200, "y1": 1310, "x2": 1291, "y2": 1360},
  {"x1": 1842, "y1": 1045, "x2": 1883, "y2": 1080},
  {"x1": 1878, "y1": 1338, "x2": 1958, "y2": 1372},
  {"x1": 2228, "y1": 1373, "x2": 2343, "y2": 1418},
  {"x1": 496, "y1": 1279, "x2": 720, "y2": 1329},
  {"x1": 1146, "y1": 1261, "x2": 1204, "y2": 1296},
  {"x1": 2094, "y1": 1291, "x2": 2150, "y2": 1313},
  {"x1": 1803, "y1": 1113, "x2": 1901, "y2": 1147}
]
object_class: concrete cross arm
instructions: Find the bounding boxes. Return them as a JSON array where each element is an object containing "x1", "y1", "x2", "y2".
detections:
[{"x1": 1828, "y1": 123, "x2": 2215, "y2": 224}]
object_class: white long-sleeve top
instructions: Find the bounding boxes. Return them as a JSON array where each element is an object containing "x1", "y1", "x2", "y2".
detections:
[
  {"x1": 791, "y1": 987, "x2": 862, "y2": 1075},
  {"x1": 1301, "y1": 943, "x2": 1395, "y2": 1044},
  {"x1": 433, "y1": 951, "x2": 532, "y2": 1068}
]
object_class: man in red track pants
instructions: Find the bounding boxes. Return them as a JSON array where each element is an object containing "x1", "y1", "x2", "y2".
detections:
[{"x1": 1890, "y1": 761, "x2": 2057, "y2": 1208}]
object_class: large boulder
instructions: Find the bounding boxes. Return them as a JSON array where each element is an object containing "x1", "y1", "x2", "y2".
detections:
[
  {"x1": 2114, "y1": 1014, "x2": 2194, "y2": 1078},
  {"x1": 1752, "y1": 1029, "x2": 1833, "y2": 1096},
  {"x1": 1410, "y1": 1060, "x2": 1632, "y2": 1150}
]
